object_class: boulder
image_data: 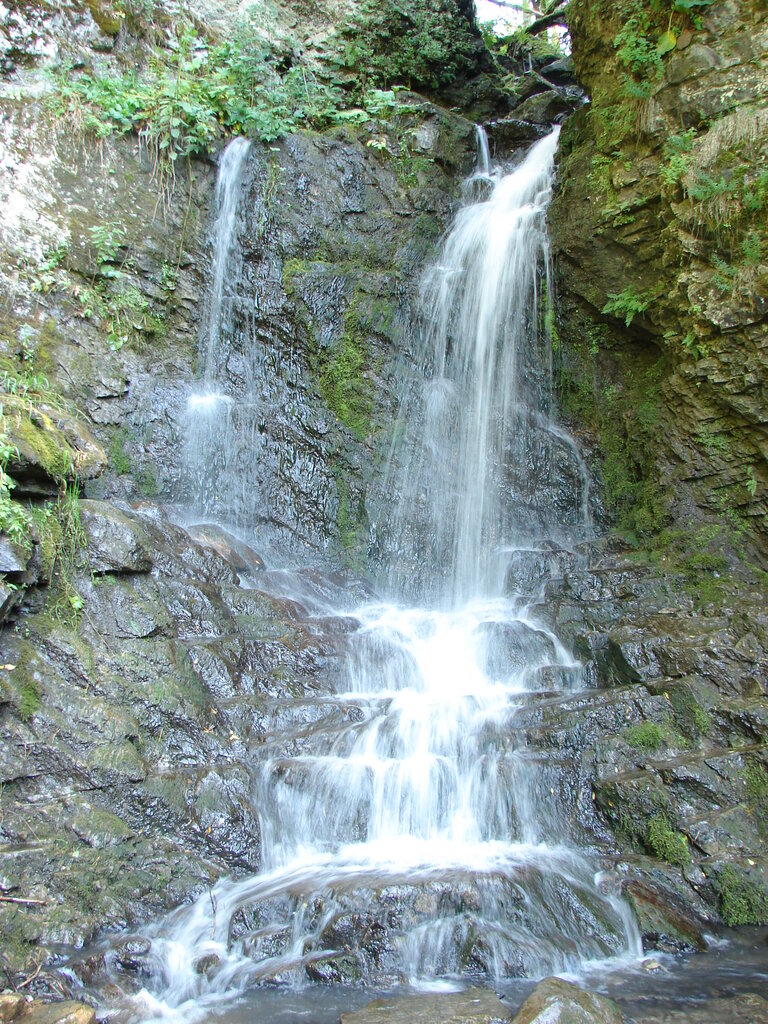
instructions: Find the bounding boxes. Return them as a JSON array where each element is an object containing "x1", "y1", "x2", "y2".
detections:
[
  {"x1": 79, "y1": 501, "x2": 153, "y2": 574},
  {"x1": 24, "y1": 1003, "x2": 95, "y2": 1024},
  {"x1": 186, "y1": 523, "x2": 264, "y2": 576},
  {"x1": 0, "y1": 535, "x2": 32, "y2": 574},
  {"x1": 340, "y1": 988, "x2": 512, "y2": 1024},
  {"x1": 0, "y1": 996, "x2": 27, "y2": 1024},
  {"x1": 512, "y1": 978, "x2": 622, "y2": 1024},
  {"x1": 3, "y1": 396, "x2": 106, "y2": 498}
]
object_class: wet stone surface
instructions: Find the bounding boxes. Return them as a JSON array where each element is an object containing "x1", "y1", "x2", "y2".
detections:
[{"x1": 340, "y1": 987, "x2": 512, "y2": 1024}]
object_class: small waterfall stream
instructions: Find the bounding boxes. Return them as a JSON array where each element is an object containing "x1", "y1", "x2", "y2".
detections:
[
  {"x1": 129, "y1": 131, "x2": 641, "y2": 1023},
  {"x1": 183, "y1": 136, "x2": 252, "y2": 520}
]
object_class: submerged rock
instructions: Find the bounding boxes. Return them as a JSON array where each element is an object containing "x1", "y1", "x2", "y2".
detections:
[
  {"x1": 340, "y1": 987, "x2": 512, "y2": 1024},
  {"x1": 636, "y1": 992, "x2": 768, "y2": 1024},
  {"x1": 19, "y1": 1005, "x2": 94, "y2": 1024}
]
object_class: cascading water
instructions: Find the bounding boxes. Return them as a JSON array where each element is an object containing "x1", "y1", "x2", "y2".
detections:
[
  {"x1": 129, "y1": 129, "x2": 641, "y2": 1023},
  {"x1": 184, "y1": 136, "x2": 252, "y2": 519},
  {"x1": 383, "y1": 127, "x2": 590, "y2": 603}
]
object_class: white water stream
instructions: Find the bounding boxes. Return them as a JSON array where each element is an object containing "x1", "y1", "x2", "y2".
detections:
[
  {"x1": 129, "y1": 131, "x2": 641, "y2": 1022},
  {"x1": 183, "y1": 136, "x2": 252, "y2": 518}
]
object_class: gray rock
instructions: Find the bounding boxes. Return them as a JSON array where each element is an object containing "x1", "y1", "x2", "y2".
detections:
[
  {"x1": 510, "y1": 91, "x2": 572, "y2": 125},
  {"x1": 0, "y1": 535, "x2": 31, "y2": 574},
  {"x1": 511, "y1": 978, "x2": 622, "y2": 1024},
  {"x1": 79, "y1": 501, "x2": 153, "y2": 574}
]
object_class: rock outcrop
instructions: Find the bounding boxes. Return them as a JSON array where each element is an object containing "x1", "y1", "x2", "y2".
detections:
[{"x1": 550, "y1": 0, "x2": 768, "y2": 556}]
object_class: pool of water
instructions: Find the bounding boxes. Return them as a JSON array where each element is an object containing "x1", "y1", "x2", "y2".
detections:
[{"x1": 154, "y1": 927, "x2": 768, "y2": 1024}]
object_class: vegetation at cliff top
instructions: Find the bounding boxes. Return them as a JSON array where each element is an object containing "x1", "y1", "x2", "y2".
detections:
[
  {"x1": 50, "y1": 0, "x2": 485, "y2": 191},
  {"x1": 334, "y1": 0, "x2": 482, "y2": 94}
]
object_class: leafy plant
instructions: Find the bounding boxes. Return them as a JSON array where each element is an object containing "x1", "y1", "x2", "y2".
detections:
[
  {"x1": 0, "y1": 398, "x2": 34, "y2": 550},
  {"x1": 333, "y1": 0, "x2": 480, "y2": 94},
  {"x1": 601, "y1": 286, "x2": 655, "y2": 327},
  {"x1": 48, "y1": 483, "x2": 87, "y2": 626},
  {"x1": 661, "y1": 128, "x2": 697, "y2": 187}
]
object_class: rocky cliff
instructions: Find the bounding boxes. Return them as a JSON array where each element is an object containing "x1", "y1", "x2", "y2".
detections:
[
  {"x1": 0, "y1": 0, "x2": 767, "y2": 1003},
  {"x1": 548, "y1": 0, "x2": 768, "y2": 941}
]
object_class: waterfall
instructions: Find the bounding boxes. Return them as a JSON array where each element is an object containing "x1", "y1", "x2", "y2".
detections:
[
  {"x1": 382, "y1": 127, "x2": 590, "y2": 604},
  {"x1": 475, "y1": 123, "x2": 491, "y2": 177},
  {"x1": 183, "y1": 137, "x2": 252, "y2": 521},
  {"x1": 203, "y1": 135, "x2": 252, "y2": 382},
  {"x1": 128, "y1": 131, "x2": 640, "y2": 1024}
]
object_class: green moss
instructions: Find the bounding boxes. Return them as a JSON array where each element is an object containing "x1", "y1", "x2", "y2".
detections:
[
  {"x1": 556, "y1": 320, "x2": 671, "y2": 541},
  {"x1": 624, "y1": 721, "x2": 664, "y2": 750},
  {"x1": 716, "y1": 866, "x2": 768, "y2": 926},
  {"x1": 17, "y1": 677, "x2": 42, "y2": 720},
  {"x1": 109, "y1": 427, "x2": 132, "y2": 476},
  {"x1": 393, "y1": 153, "x2": 436, "y2": 190},
  {"x1": 6, "y1": 647, "x2": 43, "y2": 722},
  {"x1": 11, "y1": 407, "x2": 73, "y2": 481},
  {"x1": 646, "y1": 814, "x2": 690, "y2": 867},
  {"x1": 744, "y1": 760, "x2": 768, "y2": 839},
  {"x1": 136, "y1": 464, "x2": 159, "y2": 496},
  {"x1": 86, "y1": 0, "x2": 124, "y2": 35},
  {"x1": 669, "y1": 685, "x2": 710, "y2": 742},
  {"x1": 319, "y1": 299, "x2": 374, "y2": 440}
]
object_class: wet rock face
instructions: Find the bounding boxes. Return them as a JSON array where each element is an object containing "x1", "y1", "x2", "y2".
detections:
[
  {"x1": 180, "y1": 114, "x2": 473, "y2": 565},
  {"x1": 0, "y1": 502, "x2": 362, "y2": 987},
  {"x1": 0, "y1": 3, "x2": 481, "y2": 987},
  {"x1": 528, "y1": 536, "x2": 768, "y2": 938},
  {"x1": 0, "y1": 82, "x2": 474, "y2": 570},
  {"x1": 549, "y1": 0, "x2": 768, "y2": 554}
]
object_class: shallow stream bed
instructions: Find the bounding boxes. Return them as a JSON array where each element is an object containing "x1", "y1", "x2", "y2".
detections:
[{"x1": 168, "y1": 927, "x2": 768, "y2": 1024}]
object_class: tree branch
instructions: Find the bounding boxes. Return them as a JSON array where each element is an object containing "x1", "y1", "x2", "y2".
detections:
[
  {"x1": 525, "y1": 1, "x2": 569, "y2": 34},
  {"x1": 484, "y1": 1, "x2": 545, "y2": 13}
]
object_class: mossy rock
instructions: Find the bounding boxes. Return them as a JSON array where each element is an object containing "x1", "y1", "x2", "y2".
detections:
[
  {"x1": 86, "y1": 0, "x2": 123, "y2": 35},
  {"x1": 2, "y1": 395, "x2": 106, "y2": 497},
  {"x1": 710, "y1": 863, "x2": 768, "y2": 926}
]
